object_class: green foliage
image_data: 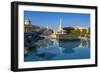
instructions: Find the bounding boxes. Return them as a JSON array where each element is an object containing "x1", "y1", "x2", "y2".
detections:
[
  {"x1": 31, "y1": 25, "x2": 40, "y2": 29},
  {"x1": 87, "y1": 28, "x2": 90, "y2": 34},
  {"x1": 63, "y1": 27, "x2": 74, "y2": 34},
  {"x1": 71, "y1": 28, "x2": 90, "y2": 37},
  {"x1": 71, "y1": 28, "x2": 81, "y2": 36},
  {"x1": 80, "y1": 29, "x2": 87, "y2": 36}
]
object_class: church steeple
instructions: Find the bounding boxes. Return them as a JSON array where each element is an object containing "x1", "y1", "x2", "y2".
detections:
[
  {"x1": 59, "y1": 18, "x2": 63, "y2": 31},
  {"x1": 57, "y1": 18, "x2": 65, "y2": 34}
]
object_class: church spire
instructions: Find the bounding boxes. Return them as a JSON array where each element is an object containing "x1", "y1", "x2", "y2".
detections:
[{"x1": 59, "y1": 18, "x2": 62, "y2": 31}]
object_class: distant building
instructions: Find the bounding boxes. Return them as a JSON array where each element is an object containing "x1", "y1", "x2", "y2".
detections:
[
  {"x1": 24, "y1": 18, "x2": 34, "y2": 32},
  {"x1": 49, "y1": 19, "x2": 89, "y2": 40}
]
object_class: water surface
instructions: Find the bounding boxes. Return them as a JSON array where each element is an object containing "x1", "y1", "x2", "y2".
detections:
[{"x1": 24, "y1": 39, "x2": 90, "y2": 62}]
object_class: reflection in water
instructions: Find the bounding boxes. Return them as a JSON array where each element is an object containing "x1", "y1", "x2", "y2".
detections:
[{"x1": 24, "y1": 38, "x2": 90, "y2": 62}]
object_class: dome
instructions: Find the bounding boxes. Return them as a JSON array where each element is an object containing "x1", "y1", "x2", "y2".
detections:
[{"x1": 24, "y1": 18, "x2": 31, "y2": 25}]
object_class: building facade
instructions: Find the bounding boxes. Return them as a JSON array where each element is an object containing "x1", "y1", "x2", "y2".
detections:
[{"x1": 24, "y1": 18, "x2": 33, "y2": 32}]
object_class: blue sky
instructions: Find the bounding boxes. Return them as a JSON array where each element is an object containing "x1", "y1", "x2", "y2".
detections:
[{"x1": 24, "y1": 11, "x2": 90, "y2": 30}]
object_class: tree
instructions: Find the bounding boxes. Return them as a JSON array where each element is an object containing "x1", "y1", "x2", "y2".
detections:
[
  {"x1": 71, "y1": 28, "x2": 81, "y2": 36},
  {"x1": 63, "y1": 27, "x2": 74, "y2": 34},
  {"x1": 80, "y1": 29, "x2": 87, "y2": 37},
  {"x1": 31, "y1": 25, "x2": 40, "y2": 29},
  {"x1": 87, "y1": 28, "x2": 90, "y2": 34}
]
